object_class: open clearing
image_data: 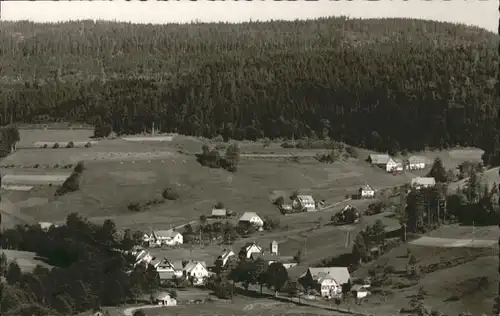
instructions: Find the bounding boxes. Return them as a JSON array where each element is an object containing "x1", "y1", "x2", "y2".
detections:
[
  {"x1": 352, "y1": 244, "x2": 497, "y2": 316},
  {"x1": 410, "y1": 236, "x2": 497, "y2": 248},
  {"x1": 2, "y1": 172, "x2": 71, "y2": 185},
  {"x1": 16, "y1": 128, "x2": 94, "y2": 148},
  {"x1": 1, "y1": 249, "x2": 51, "y2": 273},
  {"x1": 133, "y1": 297, "x2": 334, "y2": 316}
]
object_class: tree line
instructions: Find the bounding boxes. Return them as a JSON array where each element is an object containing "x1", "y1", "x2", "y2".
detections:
[
  {"x1": 0, "y1": 18, "x2": 497, "y2": 152},
  {"x1": 0, "y1": 214, "x2": 157, "y2": 316}
]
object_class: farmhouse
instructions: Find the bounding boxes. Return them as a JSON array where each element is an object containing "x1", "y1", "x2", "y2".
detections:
[
  {"x1": 368, "y1": 154, "x2": 402, "y2": 172},
  {"x1": 292, "y1": 195, "x2": 316, "y2": 212},
  {"x1": 152, "y1": 291, "x2": 177, "y2": 306},
  {"x1": 351, "y1": 284, "x2": 371, "y2": 299},
  {"x1": 133, "y1": 250, "x2": 154, "y2": 267},
  {"x1": 145, "y1": 230, "x2": 183, "y2": 247},
  {"x1": 183, "y1": 261, "x2": 209, "y2": 285},
  {"x1": 411, "y1": 177, "x2": 436, "y2": 189},
  {"x1": 241, "y1": 242, "x2": 263, "y2": 259},
  {"x1": 299, "y1": 267, "x2": 351, "y2": 298},
  {"x1": 406, "y1": 156, "x2": 427, "y2": 170},
  {"x1": 215, "y1": 249, "x2": 235, "y2": 267},
  {"x1": 359, "y1": 184, "x2": 375, "y2": 198},
  {"x1": 211, "y1": 208, "x2": 227, "y2": 218},
  {"x1": 251, "y1": 253, "x2": 298, "y2": 269},
  {"x1": 38, "y1": 222, "x2": 57, "y2": 231},
  {"x1": 239, "y1": 212, "x2": 264, "y2": 228}
]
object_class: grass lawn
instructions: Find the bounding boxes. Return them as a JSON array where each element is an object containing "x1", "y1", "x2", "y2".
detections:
[
  {"x1": 350, "y1": 242, "x2": 496, "y2": 316},
  {"x1": 1, "y1": 249, "x2": 52, "y2": 273}
]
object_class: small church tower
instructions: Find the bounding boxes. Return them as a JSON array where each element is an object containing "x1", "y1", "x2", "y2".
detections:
[{"x1": 270, "y1": 240, "x2": 279, "y2": 255}]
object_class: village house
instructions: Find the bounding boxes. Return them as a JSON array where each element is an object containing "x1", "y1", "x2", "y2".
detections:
[
  {"x1": 411, "y1": 177, "x2": 436, "y2": 189},
  {"x1": 144, "y1": 229, "x2": 183, "y2": 247},
  {"x1": 250, "y1": 240, "x2": 298, "y2": 269},
  {"x1": 238, "y1": 212, "x2": 264, "y2": 229},
  {"x1": 359, "y1": 184, "x2": 375, "y2": 198},
  {"x1": 368, "y1": 154, "x2": 402, "y2": 172},
  {"x1": 215, "y1": 249, "x2": 235, "y2": 267},
  {"x1": 182, "y1": 261, "x2": 210, "y2": 285},
  {"x1": 406, "y1": 156, "x2": 427, "y2": 170},
  {"x1": 299, "y1": 267, "x2": 351, "y2": 298},
  {"x1": 292, "y1": 195, "x2": 316, "y2": 212},
  {"x1": 241, "y1": 241, "x2": 263, "y2": 259},
  {"x1": 155, "y1": 259, "x2": 183, "y2": 277},
  {"x1": 133, "y1": 249, "x2": 154, "y2": 267},
  {"x1": 38, "y1": 222, "x2": 58, "y2": 232},
  {"x1": 211, "y1": 208, "x2": 227, "y2": 219},
  {"x1": 152, "y1": 291, "x2": 177, "y2": 306},
  {"x1": 351, "y1": 284, "x2": 371, "y2": 299}
]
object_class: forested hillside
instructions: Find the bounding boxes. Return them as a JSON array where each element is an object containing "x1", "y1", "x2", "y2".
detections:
[{"x1": 0, "y1": 18, "x2": 497, "y2": 151}]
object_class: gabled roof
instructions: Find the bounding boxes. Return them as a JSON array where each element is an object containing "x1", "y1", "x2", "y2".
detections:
[
  {"x1": 408, "y1": 156, "x2": 427, "y2": 164},
  {"x1": 245, "y1": 242, "x2": 262, "y2": 251},
  {"x1": 411, "y1": 177, "x2": 436, "y2": 186},
  {"x1": 361, "y1": 184, "x2": 374, "y2": 192},
  {"x1": 296, "y1": 195, "x2": 315, "y2": 203},
  {"x1": 239, "y1": 212, "x2": 261, "y2": 222},
  {"x1": 212, "y1": 208, "x2": 227, "y2": 216},
  {"x1": 305, "y1": 267, "x2": 351, "y2": 285},
  {"x1": 220, "y1": 249, "x2": 234, "y2": 260},
  {"x1": 157, "y1": 259, "x2": 182, "y2": 270},
  {"x1": 154, "y1": 230, "x2": 181, "y2": 239},
  {"x1": 351, "y1": 284, "x2": 369, "y2": 292},
  {"x1": 368, "y1": 154, "x2": 390, "y2": 164},
  {"x1": 183, "y1": 261, "x2": 207, "y2": 273}
]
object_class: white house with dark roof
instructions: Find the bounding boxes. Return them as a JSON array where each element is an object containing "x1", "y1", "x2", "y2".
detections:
[
  {"x1": 293, "y1": 195, "x2": 316, "y2": 212},
  {"x1": 182, "y1": 261, "x2": 209, "y2": 285},
  {"x1": 145, "y1": 229, "x2": 183, "y2": 247},
  {"x1": 411, "y1": 177, "x2": 436, "y2": 190},
  {"x1": 406, "y1": 156, "x2": 427, "y2": 170},
  {"x1": 133, "y1": 249, "x2": 154, "y2": 267},
  {"x1": 242, "y1": 242, "x2": 263, "y2": 259},
  {"x1": 238, "y1": 212, "x2": 264, "y2": 228},
  {"x1": 299, "y1": 267, "x2": 351, "y2": 298},
  {"x1": 368, "y1": 154, "x2": 402, "y2": 172},
  {"x1": 216, "y1": 249, "x2": 235, "y2": 267},
  {"x1": 359, "y1": 184, "x2": 375, "y2": 198}
]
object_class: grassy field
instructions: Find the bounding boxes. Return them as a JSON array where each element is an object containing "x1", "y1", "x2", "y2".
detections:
[
  {"x1": 1, "y1": 249, "x2": 51, "y2": 273},
  {"x1": 351, "y1": 243, "x2": 497, "y2": 316},
  {"x1": 16, "y1": 129, "x2": 94, "y2": 148},
  {"x1": 130, "y1": 297, "x2": 334, "y2": 316}
]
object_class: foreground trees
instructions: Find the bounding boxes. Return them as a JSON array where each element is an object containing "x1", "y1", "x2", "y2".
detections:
[{"x1": 0, "y1": 214, "x2": 153, "y2": 315}]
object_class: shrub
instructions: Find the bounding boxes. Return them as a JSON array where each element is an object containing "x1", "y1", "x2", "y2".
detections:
[
  {"x1": 74, "y1": 161, "x2": 85, "y2": 173},
  {"x1": 85, "y1": 141, "x2": 92, "y2": 148},
  {"x1": 281, "y1": 142, "x2": 295, "y2": 149},
  {"x1": 93, "y1": 124, "x2": 113, "y2": 138},
  {"x1": 66, "y1": 141, "x2": 75, "y2": 148},
  {"x1": 214, "y1": 201, "x2": 225, "y2": 209},
  {"x1": 162, "y1": 187, "x2": 179, "y2": 200},
  {"x1": 33, "y1": 164, "x2": 39, "y2": 168},
  {"x1": 345, "y1": 146, "x2": 358, "y2": 158},
  {"x1": 53, "y1": 143, "x2": 60, "y2": 149},
  {"x1": 43, "y1": 144, "x2": 48, "y2": 148},
  {"x1": 128, "y1": 202, "x2": 143, "y2": 212},
  {"x1": 55, "y1": 172, "x2": 81, "y2": 196}
]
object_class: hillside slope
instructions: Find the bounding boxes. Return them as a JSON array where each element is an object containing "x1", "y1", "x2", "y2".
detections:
[{"x1": 0, "y1": 18, "x2": 497, "y2": 151}]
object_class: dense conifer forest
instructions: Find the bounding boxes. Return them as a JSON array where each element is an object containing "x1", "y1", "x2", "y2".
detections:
[{"x1": 0, "y1": 18, "x2": 497, "y2": 151}]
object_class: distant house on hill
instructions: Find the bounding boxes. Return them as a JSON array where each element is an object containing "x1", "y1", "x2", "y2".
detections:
[
  {"x1": 183, "y1": 261, "x2": 210, "y2": 285},
  {"x1": 144, "y1": 230, "x2": 183, "y2": 247},
  {"x1": 215, "y1": 249, "x2": 235, "y2": 268},
  {"x1": 359, "y1": 184, "x2": 375, "y2": 198},
  {"x1": 411, "y1": 177, "x2": 436, "y2": 190},
  {"x1": 240, "y1": 242, "x2": 263, "y2": 259},
  {"x1": 406, "y1": 156, "x2": 427, "y2": 170},
  {"x1": 299, "y1": 267, "x2": 351, "y2": 298},
  {"x1": 239, "y1": 212, "x2": 264, "y2": 228},
  {"x1": 211, "y1": 208, "x2": 227, "y2": 218},
  {"x1": 292, "y1": 195, "x2": 316, "y2": 212},
  {"x1": 368, "y1": 154, "x2": 402, "y2": 172}
]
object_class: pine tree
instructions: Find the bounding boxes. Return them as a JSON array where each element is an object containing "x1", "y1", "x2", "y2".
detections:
[{"x1": 427, "y1": 158, "x2": 447, "y2": 183}]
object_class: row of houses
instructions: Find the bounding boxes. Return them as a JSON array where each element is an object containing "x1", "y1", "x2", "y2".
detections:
[{"x1": 368, "y1": 154, "x2": 427, "y2": 173}]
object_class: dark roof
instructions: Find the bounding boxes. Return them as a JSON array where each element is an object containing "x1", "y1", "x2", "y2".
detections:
[
  {"x1": 158, "y1": 271, "x2": 176, "y2": 280},
  {"x1": 287, "y1": 265, "x2": 308, "y2": 281}
]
